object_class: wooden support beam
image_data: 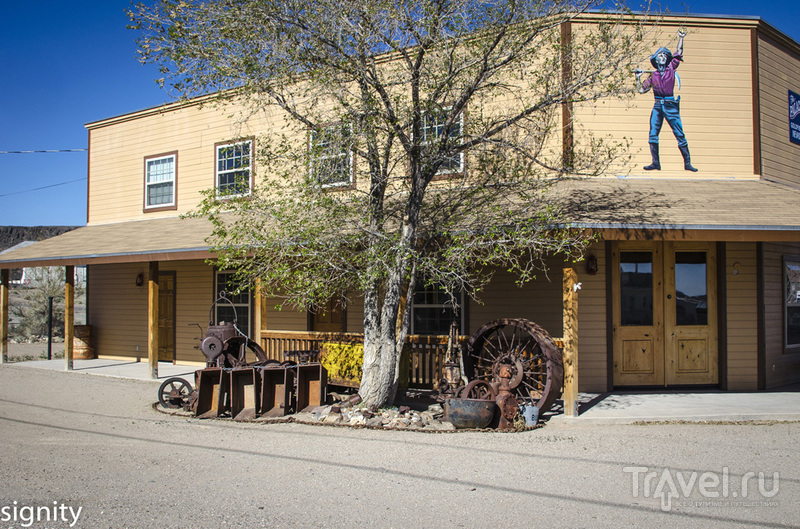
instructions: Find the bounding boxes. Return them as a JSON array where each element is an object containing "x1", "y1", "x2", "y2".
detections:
[
  {"x1": 64, "y1": 266, "x2": 75, "y2": 371},
  {"x1": 148, "y1": 261, "x2": 159, "y2": 379},
  {"x1": 562, "y1": 268, "x2": 579, "y2": 418},
  {"x1": 253, "y1": 278, "x2": 263, "y2": 337},
  {"x1": 1, "y1": 269, "x2": 8, "y2": 364}
]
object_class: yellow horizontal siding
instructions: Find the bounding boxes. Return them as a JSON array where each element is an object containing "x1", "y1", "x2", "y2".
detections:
[
  {"x1": 88, "y1": 102, "x2": 281, "y2": 225},
  {"x1": 88, "y1": 263, "x2": 149, "y2": 359},
  {"x1": 346, "y1": 295, "x2": 365, "y2": 333},
  {"x1": 264, "y1": 297, "x2": 308, "y2": 332},
  {"x1": 573, "y1": 23, "x2": 756, "y2": 179},
  {"x1": 468, "y1": 263, "x2": 564, "y2": 337},
  {"x1": 575, "y1": 243, "x2": 608, "y2": 392},
  {"x1": 758, "y1": 34, "x2": 800, "y2": 187},
  {"x1": 725, "y1": 242, "x2": 758, "y2": 390},
  {"x1": 89, "y1": 260, "x2": 216, "y2": 364},
  {"x1": 168, "y1": 261, "x2": 213, "y2": 363}
]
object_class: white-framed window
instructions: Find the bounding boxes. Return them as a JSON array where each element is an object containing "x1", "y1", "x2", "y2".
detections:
[
  {"x1": 785, "y1": 258, "x2": 800, "y2": 350},
  {"x1": 216, "y1": 140, "x2": 252, "y2": 197},
  {"x1": 144, "y1": 153, "x2": 176, "y2": 209},
  {"x1": 310, "y1": 124, "x2": 353, "y2": 187},
  {"x1": 214, "y1": 271, "x2": 251, "y2": 335},
  {"x1": 411, "y1": 281, "x2": 463, "y2": 336},
  {"x1": 421, "y1": 110, "x2": 463, "y2": 175}
]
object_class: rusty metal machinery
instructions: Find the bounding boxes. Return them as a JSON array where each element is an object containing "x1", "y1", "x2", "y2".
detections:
[
  {"x1": 199, "y1": 293, "x2": 271, "y2": 368},
  {"x1": 157, "y1": 293, "x2": 328, "y2": 420},
  {"x1": 464, "y1": 318, "x2": 564, "y2": 417}
]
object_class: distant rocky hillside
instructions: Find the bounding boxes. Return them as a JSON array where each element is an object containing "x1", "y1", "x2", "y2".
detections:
[{"x1": 0, "y1": 226, "x2": 77, "y2": 252}]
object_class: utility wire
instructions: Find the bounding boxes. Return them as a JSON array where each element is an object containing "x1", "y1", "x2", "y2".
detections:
[
  {"x1": 0, "y1": 149, "x2": 87, "y2": 154},
  {"x1": 0, "y1": 178, "x2": 87, "y2": 198}
]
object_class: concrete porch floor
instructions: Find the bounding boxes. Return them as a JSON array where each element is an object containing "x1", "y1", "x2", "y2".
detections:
[
  {"x1": 6, "y1": 358, "x2": 800, "y2": 424},
  {"x1": 546, "y1": 387, "x2": 800, "y2": 424},
  {"x1": 9, "y1": 358, "x2": 196, "y2": 382}
]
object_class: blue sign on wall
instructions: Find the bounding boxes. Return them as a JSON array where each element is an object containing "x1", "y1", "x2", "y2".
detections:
[{"x1": 791, "y1": 90, "x2": 800, "y2": 146}]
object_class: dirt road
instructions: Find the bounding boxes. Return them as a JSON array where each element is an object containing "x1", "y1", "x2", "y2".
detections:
[{"x1": 0, "y1": 364, "x2": 796, "y2": 528}]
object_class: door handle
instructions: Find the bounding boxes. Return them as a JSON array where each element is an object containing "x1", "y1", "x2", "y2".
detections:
[{"x1": 667, "y1": 294, "x2": 672, "y2": 300}]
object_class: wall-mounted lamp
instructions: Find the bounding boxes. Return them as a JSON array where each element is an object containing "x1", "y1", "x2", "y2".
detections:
[
  {"x1": 135, "y1": 273, "x2": 144, "y2": 287},
  {"x1": 586, "y1": 254, "x2": 598, "y2": 275}
]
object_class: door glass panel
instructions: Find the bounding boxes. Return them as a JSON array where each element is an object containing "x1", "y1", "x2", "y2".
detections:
[
  {"x1": 620, "y1": 251, "x2": 653, "y2": 326},
  {"x1": 675, "y1": 252, "x2": 707, "y2": 326}
]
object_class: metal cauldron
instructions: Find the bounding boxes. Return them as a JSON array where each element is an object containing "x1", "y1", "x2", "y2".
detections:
[{"x1": 444, "y1": 398, "x2": 496, "y2": 429}]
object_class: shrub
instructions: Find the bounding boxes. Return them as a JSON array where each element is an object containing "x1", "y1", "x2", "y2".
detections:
[{"x1": 320, "y1": 342, "x2": 363, "y2": 383}]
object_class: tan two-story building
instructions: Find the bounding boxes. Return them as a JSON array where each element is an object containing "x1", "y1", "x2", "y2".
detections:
[{"x1": 2, "y1": 13, "x2": 800, "y2": 404}]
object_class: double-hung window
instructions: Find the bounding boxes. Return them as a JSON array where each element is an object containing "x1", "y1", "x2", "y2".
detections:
[
  {"x1": 422, "y1": 110, "x2": 463, "y2": 175},
  {"x1": 411, "y1": 281, "x2": 463, "y2": 335},
  {"x1": 144, "y1": 153, "x2": 176, "y2": 210},
  {"x1": 214, "y1": 271, "x2": 250, "y2": 335},
  {"x1": 310, "y1": 124, "x2": 353, "y2": 187},
  {"x1": 216, "y1": 140, "x2": 252, "y2": 197},
  {"x1": 785, "y1": 258, "x2": 800, "y2": 349}
]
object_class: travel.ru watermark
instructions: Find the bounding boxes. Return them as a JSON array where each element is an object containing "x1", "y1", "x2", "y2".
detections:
[
  {"x1": 623, "y1": 466, "x2": 779, "y2": 512},
  {"x1": 0, "y1": 501, "x2": 82, "y2": 528}
]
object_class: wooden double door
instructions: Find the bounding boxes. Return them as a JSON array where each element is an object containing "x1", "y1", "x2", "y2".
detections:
[{"x1": 612, "y1": 241, "x2": 718, "y2": 387}]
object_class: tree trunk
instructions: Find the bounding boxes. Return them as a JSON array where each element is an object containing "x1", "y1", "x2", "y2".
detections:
[
  {"x1": 359, "y1": 268, "x2": 408, "y2": 407},
  {"x1": 359, "y1": 228, "x2": 415, "y2": 407}
]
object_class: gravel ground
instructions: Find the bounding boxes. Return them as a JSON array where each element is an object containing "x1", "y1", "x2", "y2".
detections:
[{"x1": 0, "y1": 363, "x2": 797, "y2": 529}]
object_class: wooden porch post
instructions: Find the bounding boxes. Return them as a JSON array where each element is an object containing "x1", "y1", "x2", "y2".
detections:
[
  {"x1": 148, "y1": 261, "x2": 159, "y2": 379},
  {"x1": 253, "y1": 278, "x2": 263, "y2": 338},
  {"x1": 562, "y1": 268, "x2": 579, "y2": 417},
  {"x1": 64, "y1": 266, "x2": 75, "y2": 371},
  {"x1": 1, "y1": 269, "x2": 8, "y2": 364}
]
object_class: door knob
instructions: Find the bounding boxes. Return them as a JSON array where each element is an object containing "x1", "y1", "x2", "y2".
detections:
[{"x1": 667, "y1": 294, "x2": 672, "y2": 299}]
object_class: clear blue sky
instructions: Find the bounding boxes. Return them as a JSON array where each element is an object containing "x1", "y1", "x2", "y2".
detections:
[{"x1": 1, "y1": 0, "x2": 798, "y2": 227}]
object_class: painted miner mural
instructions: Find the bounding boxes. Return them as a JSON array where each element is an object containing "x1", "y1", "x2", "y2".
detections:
[{"x1": 635, "y1": 30, "x2": 698, "y2": 172}]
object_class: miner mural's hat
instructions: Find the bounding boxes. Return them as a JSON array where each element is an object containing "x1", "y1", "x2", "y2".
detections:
[{"x1": 650, "y1": 47, "x2": 674, "y2": 68}]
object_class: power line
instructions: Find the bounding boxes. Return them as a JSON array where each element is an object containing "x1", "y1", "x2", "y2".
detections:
[
  {"x1": 0, "y1": 178, "x2": 87, "y2": 198},
  {"x1": 0, "y1": 149, "x2": 87, "y2": 154}
]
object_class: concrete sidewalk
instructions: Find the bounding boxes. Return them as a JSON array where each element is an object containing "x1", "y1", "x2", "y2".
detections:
[
  {"x1": 8, "y1": 358, "x2": 196, "y2": 382},
  {"x1": 547, "y1": 388, "x2": 800, "y2": 424},
  {"x1": 6, "y1": 358, "x2": 800, "y2": 423}
]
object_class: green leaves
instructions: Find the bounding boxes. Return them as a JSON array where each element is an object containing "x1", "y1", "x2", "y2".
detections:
[{"x1": 137, "y1": 0, "x2": 651, "y2": 334}]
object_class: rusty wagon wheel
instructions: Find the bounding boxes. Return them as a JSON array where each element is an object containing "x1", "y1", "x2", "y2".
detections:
[
  {"x1": 460, "y1": 379, "x2": 497, "y2": 401},
  {"x1": 158, "y1": 377, "x2": 193, "y2": 409},
  {"x1": 464, "y1": 318, "x2": 563, "y2": 415}
]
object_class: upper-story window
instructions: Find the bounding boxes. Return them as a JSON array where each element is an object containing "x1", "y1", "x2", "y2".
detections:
[
  {"x1": 216, "y1": 140, "x2": 253, "y2": 197},
  {"x1": 144, "y1": 152, "x2": 177, "y2": 210},
  {"x1": 310, "y1": 124, "x2": 353, "y2": 188},
  {"x1": 422, "y1": 111, "x2": 463, "y2": 175}
]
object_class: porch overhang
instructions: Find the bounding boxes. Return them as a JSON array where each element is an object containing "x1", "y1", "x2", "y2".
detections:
[
  {"x1": 554, "y1": 177, "x2": 800, "y2": 242},
  {"x1": 0, "y1": 216, "x2": 215, "y2": 268}
]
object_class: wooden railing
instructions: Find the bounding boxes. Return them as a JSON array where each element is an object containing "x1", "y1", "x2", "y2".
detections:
[
  {"x1": 261, "y1": 330, "x2": 563, "y2": 390},
  {"x1": 404, "y1": 334, "x2": 465, "y2": 388},
  {"x1": 259, "y1": 330, "x2": 362, "y2": 362}
]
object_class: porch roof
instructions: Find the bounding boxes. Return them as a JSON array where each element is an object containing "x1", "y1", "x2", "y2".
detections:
[
  {"x1": 0, "y1": 215, "x2": 215, "y2": 268},
  {"x1": 1, "y1": 178, "x2": 799, "y2": 269},
  {"x1": 554, "y1": 178, "x2": 800, "y2": 239}
]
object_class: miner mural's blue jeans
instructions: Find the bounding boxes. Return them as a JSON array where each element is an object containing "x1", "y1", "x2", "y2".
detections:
[{"x1": 648, "y1": 97, "x2": 688, "y2": 147}]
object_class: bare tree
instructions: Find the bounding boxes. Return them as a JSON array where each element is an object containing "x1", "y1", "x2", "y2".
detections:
[
  {"x1": 130, "y1": 0, "x2": 652, "y2": 406},
  {"x1": 10, "y1": 267, "x2": 84, "y2": 343}
]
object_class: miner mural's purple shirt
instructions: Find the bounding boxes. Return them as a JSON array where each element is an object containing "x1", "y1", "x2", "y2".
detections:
[{"x1": 642, "y1": 53, "x2": 683, "y2": 98}]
